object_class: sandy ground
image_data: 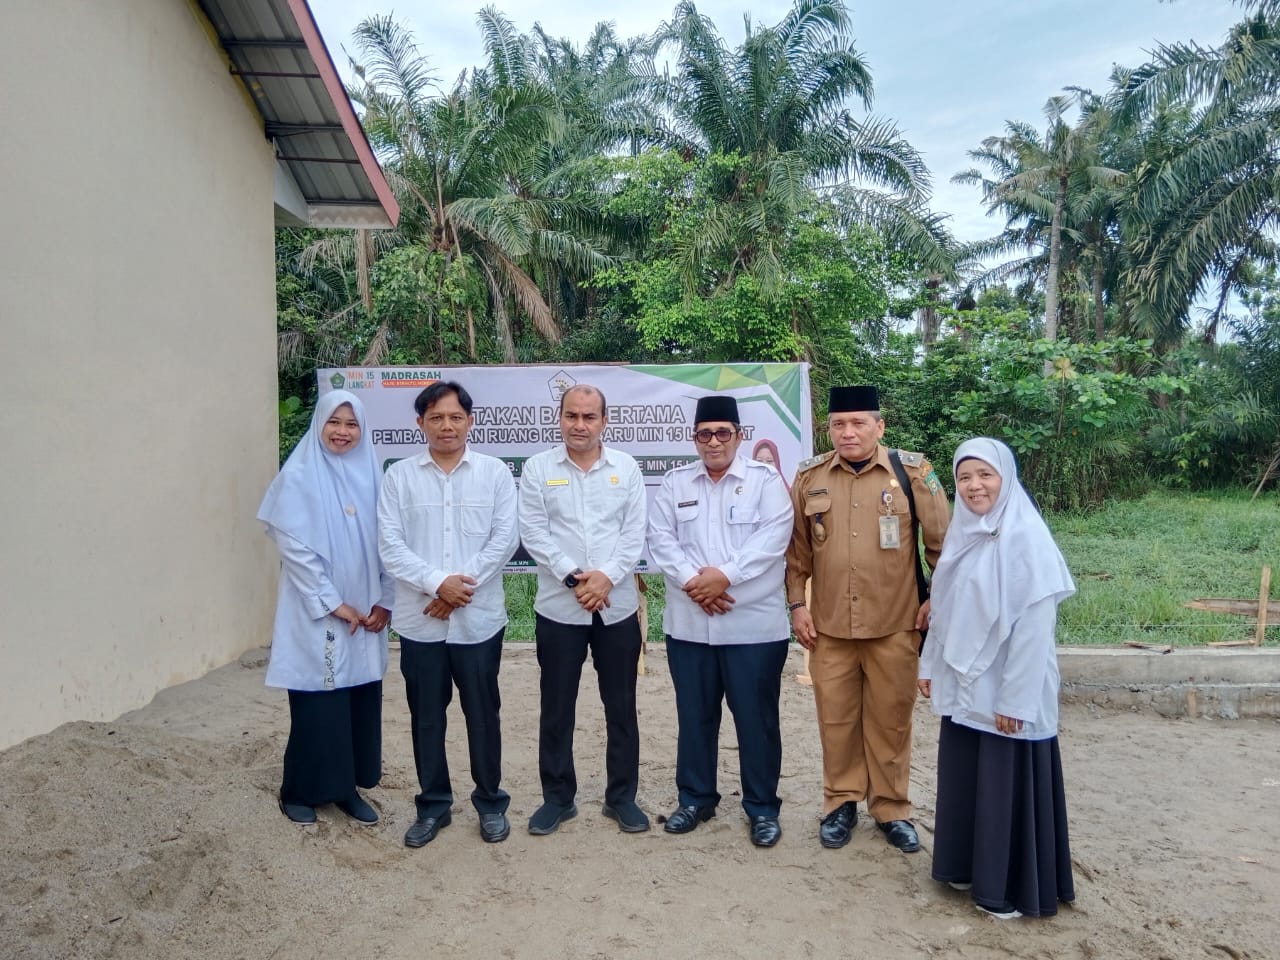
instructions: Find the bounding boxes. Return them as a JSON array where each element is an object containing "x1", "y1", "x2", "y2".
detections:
[{"x1": 1, "y1": 643, "x2": 1277, "y2": 960}]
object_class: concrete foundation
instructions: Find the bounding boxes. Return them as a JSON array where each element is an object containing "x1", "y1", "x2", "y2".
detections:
[{"x1": 1059, "y1": 647, "x2": 1280, "y2": 719}]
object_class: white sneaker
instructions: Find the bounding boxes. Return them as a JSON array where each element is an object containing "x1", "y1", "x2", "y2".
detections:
[
  {"x1": 948, "y1": 881, "x2": 972, "y2": 891},
  {"x1": 977, "y1": 904, "x2": 1022, "y2": 920}
]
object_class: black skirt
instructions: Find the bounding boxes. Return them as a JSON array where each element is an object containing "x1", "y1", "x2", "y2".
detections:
[
  {"x1": 931, "y1": 716, "x2": 1074, "y2": 917},
  {"x1": 280, "y1": 680, "x2": 383, "y2": 807}
]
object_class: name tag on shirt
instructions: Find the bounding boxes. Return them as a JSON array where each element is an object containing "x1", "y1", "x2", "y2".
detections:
[
  {"x1": 879, "y1": 515, "x2": 901, "y2": 549},
  {"x1": 546, "y1": 478, "x2": 569, "y2": 486},
  {"x1": 678, "y1": 499, "x2": 698, "y2": 508}
]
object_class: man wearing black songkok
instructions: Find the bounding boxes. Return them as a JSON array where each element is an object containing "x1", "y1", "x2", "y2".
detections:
[{"x1": 785, "y1": 386, "x2": 950, "y2": 854}]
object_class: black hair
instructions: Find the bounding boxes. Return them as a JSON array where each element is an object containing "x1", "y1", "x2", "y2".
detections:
[{"x1": 415, "y1": 381, "x2": 473, "y2": 416}]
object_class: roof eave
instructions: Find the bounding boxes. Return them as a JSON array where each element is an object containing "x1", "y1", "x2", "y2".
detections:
[{"x1": 284, "y1": 0, "x2": 399, "y2": 229}]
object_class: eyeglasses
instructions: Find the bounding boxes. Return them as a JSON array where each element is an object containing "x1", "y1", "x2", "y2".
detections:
[{"x1": 694, "y1": 428, "x2": 737, "y2": 444}]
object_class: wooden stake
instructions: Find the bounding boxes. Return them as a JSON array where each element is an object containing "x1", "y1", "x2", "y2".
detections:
[
  {"x1": 796, "y1": 646, "x2": 813, "y2": 686},
  {"x1": 1250, "y1": 446, "x2": 1280, "y2": 502},
  {"x1": 1256, "y1": 566, "x2": 1271, "y2": 647},
  {"x1": 636, "y1": 574, "x2": 648, "y2": 676},
  {"x1": 1184, "y1": 598, "x2": 1280, "y2": 617}
]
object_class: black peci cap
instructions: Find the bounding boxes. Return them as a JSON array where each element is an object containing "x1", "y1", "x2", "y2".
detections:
[
  {"x1": 693, "y1": 394, "x2": 740, "y2": 425},
  {"x1": 828, "y1": 385, "x2": 879, "y2": 413}
]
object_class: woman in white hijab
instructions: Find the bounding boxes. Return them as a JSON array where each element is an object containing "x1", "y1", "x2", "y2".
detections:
[
  {"x1": 918, "y1": 437, "x2": 1076, "y2": 919},
  {"x1": 258, "y1": 390, "x2": 393, "y2": 825}
]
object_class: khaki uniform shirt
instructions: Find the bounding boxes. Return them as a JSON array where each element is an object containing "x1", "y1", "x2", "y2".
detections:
[{"x1": 785, "y1": 445, "x2": 951, "y2": 640}]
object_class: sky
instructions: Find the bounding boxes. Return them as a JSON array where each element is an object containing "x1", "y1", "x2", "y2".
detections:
[{"x1": 308, "y1": 0, "x2": 1246, "y2": 243}]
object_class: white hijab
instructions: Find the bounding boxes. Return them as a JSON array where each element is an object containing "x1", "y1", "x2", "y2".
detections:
[
  {"x1": 257, "y1": 390, "x2": 383, "y2": 614},
  {"x1": 929, "y1": 438, "x2": 1076, "y2": 682}
]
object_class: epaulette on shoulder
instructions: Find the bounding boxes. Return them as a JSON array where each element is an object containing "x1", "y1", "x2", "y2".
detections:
[
  {"x1": 796, "y1": 450, "x2": 835, "y2": 472},
  {"x1": 896, "y1": 450, "x2": 924, "y2": 468}
]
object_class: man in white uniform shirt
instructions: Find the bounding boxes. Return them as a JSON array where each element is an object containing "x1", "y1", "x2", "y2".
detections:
[
  {"x1": 647, "y1": 395, "x2": 794, "y2": 847},
  {"x1": 518, "y1": 384, "x2": 649, "y2": 836},
  {"x1": 378, "y1": 382, "x2": 519, "y2": 848}
]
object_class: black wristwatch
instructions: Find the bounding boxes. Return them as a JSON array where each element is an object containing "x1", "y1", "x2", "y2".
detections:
[{"x1": 563, "y1": 568, "x2": 584, "y2": 588}]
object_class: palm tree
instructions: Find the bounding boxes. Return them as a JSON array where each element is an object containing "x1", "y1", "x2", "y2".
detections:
[
  {"x1": 1115, "y1": 0, "x2": 1280, "y2": 345},
  {"x1": 304, "y1": 13, "x2": 624, "y2": 363},
  {"x1": 954, "y1": 95, "x2": 1125, "y2": 344},
  {"x1": 654, "y1": 0, "x2": 952, "y2": 298}
]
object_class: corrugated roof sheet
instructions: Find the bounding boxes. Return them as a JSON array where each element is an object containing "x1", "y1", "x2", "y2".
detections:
[{"x1": 198, "y1": 0, "x2": 399, "y2": 229}]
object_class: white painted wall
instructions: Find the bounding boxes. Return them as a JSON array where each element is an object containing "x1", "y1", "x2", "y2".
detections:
[{"x1": 0, "y1": 0, "x2": 279, "y2": 748}]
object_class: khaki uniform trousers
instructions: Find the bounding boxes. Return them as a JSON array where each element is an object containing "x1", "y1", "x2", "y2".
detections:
[{"x1": 811, "y1": 629, "x2": 918, "y2": 823}]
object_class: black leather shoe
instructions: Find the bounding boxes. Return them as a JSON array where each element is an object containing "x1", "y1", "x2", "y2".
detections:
[
  {"x1": 337, "y1": 795, "x2": 378, "y2": 824},
  {"x1": 279, "y1": 796, "x2": 316, "y2": 824},
  {"x1": 528, "y1": 802, "x2": 578, "y2": 836},
  {"x1": 602, "y1": 800, "x2": 651, "y2": 833},
  {"x1": 404, "y1": 810, "x2": 452, "y2": 848},
  {"x1": 479, "y1": 812, "x2": 510, "y2": 843},
  {"x1": 750, "y1": 815, "x2": 782, "y2": 847},
  {"x1": 663, "y1": 804, "x2": 716, "y2": 834},
  {"x1": 819, "y1": 801, "x2": 857, "y2": 848},
  {"x1": 878, "y1": 819, "x2": 921, "y2": 852}
]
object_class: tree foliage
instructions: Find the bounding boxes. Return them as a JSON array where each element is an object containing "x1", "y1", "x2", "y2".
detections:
[{"x1": 270, "y1": 0, "x2": 1280, "y2": 500}]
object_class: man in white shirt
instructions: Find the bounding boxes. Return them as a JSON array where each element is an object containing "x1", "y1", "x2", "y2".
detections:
[
  {"x1": 517, "y1": 384, "x2": 649, "y2": 835},
  {"x1": 378, "y1": 382, "x2": 519, "y2": 848},
  {"x1": 646, "y1": 395, "x2": 794, "y2": 847}
]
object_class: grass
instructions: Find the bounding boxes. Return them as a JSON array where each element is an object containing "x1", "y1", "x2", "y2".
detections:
[
  {"x1": 497, "y1": 488, "x2": 1280, "y2": 647},
  {"x1": 1050, "y1": 488, "x2": 1280, "y2": 645}
]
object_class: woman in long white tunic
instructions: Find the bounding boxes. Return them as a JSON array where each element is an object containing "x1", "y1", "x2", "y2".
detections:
[
  {"x1": 918, "y1": 437, "x2": 1076, "y2": 918},
  {"x1": 258, "y1": 390, "x2": 392, "y2": 824}
]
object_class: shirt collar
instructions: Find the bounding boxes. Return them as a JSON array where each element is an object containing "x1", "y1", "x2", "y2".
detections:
[
  {"x1": 416, "y1": 446, "x2": 473, "y2": 471},
  {"x1": 693, "y1": 453, "x2": 747, "y2": 483},
  {"x1": 554, "y1": 443, "x2": 612, "y2": 470},
  {"x1": 831, "y1": 444, "x2": 890, "y2": 475}
]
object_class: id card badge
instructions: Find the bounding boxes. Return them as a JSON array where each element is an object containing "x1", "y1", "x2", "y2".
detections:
[{"x1": 878, "y1": 515, "x2": 901, "y2": 549}]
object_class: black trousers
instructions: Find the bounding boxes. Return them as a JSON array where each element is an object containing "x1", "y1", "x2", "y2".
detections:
[
  {"x1": 667, "y1": 637, "x2": 789, "y2": 818},
  {"x1": 535, "y1": 611, "x2": 642, "y2": 807},
  {"x1": 400, "y1": 629, "x2": 509, "y2": 819},
  {"x1": 281, "y1": 680, "x2": 382, "y2": 807}
]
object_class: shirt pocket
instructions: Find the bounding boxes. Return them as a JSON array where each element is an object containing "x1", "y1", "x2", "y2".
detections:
[
  {"x1": 725, "y1": 491, "x2": 762, "y2": 548},
  {"x1": 802, "y1": 493, "x2": 832, "y2": 549},
  {"x1": 461, "y1": 499, "x2": 495, "y2": 537},
  {"x1": 541, "y1": 482, "x2": 574, "y2": 523},
  {"x1": 674, "y1": 500, "x2": 700, "y2": 547},
  {"x1": 595, "y1": 482, "x2": 633, "y2": 525}
]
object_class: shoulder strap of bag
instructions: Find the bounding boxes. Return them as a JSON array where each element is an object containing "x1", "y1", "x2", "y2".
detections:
[{"x1": 888, "y1": 449, "x2": 929, "y2": 606}]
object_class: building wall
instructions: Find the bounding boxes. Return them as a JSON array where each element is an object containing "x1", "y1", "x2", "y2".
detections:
[{"x1": 0, "y1": 0, "x2": 279, "y2": 748}]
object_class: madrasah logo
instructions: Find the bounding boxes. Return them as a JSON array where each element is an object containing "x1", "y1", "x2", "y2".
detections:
[{"x1": 547, "y1": 370, "x2": 577, "y2": 402}]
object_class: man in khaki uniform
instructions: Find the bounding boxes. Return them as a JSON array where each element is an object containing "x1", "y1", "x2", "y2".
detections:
[{"x1": 786, "y1": 385, "x2": 950, "y2": 853}]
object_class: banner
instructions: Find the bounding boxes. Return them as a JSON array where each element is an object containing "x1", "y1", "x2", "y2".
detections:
[{"x1": 318, "y1": 363, "x2": 812, "y2": 570}]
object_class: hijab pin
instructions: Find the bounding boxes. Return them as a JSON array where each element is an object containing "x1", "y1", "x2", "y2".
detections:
[
  {"x1": 990, "y1": 528, "x2": 999, "y2": 538},
  {"x1": 734, "y1": 485, "x2": 743, "y2": 494}
]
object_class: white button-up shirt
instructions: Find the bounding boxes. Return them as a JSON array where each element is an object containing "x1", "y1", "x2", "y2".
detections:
[
  {"x1": 377, "y1": 447, "x2": 518, "y2": 644},
  {"x1": 518, "y1": 444, "x2": 646, "y2": 625},
  {"x1": 647, "y1": 454, "x2": 792, "y2": 644}
]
